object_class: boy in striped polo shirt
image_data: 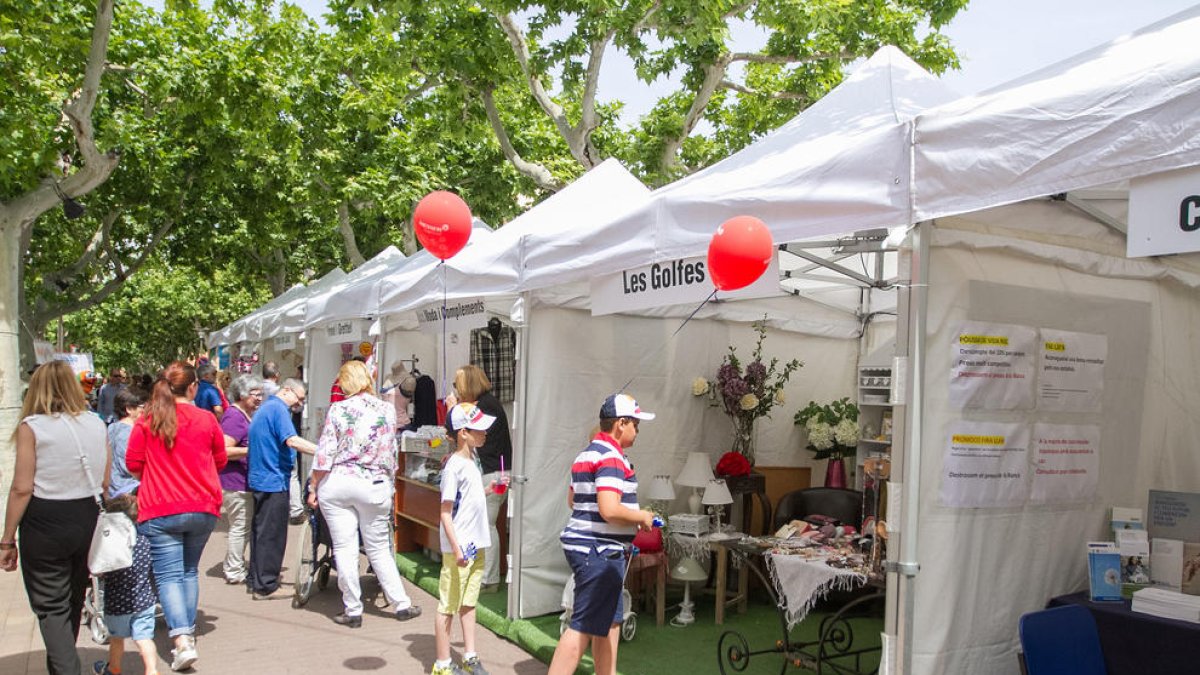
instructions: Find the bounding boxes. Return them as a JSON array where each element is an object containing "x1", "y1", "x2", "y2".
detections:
[{"x1": 549, "y1": 394, "x2": 657, "y2": 675}]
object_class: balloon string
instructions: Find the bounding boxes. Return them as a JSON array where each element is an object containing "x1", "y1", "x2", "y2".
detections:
[
  {"x1": 440, "y1": 261, "x2": 448, "y2": 407},
  {"x1": 618, "y1": 289, "x2": 718, "y2": 394}
]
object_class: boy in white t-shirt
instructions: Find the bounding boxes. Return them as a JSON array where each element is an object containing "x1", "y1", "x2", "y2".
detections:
[{"x1": 432, "y1": 403, "x2": 497, "y2": 675}]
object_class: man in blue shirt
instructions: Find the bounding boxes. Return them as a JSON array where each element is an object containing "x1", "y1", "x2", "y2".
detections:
[
  {"x1": 247, "y1": 379, "x2": 316, "y2": 597},
  {"x1": 194, "y1": 363, "x2": 224, "y2": 418}
]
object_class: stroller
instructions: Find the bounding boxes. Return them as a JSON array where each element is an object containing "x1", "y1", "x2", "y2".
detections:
[
  {"x1": 292, "y1": 477, "x2": 335, "y2": 607},
  {"x1": 559, "y1": 539, "x2": 640, "y2": 641}
]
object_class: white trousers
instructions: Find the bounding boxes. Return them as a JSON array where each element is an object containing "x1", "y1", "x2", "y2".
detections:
[
  {"x1": 317, "y1": 472, "x2": 412, "y2": 616},
  {"x1": 481, "y1": 471, "x2": 508, "y2": 585},
  {"x1": 221, "y1": 489, "x2": 254, "y2": 583}
]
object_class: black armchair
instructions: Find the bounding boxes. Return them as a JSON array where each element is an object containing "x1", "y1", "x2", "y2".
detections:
[{"x1": 771, "y1": 487, "x2": 864, "y2": 532}]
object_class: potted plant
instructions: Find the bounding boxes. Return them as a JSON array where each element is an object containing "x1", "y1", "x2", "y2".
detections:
[
  {"x1": 693, "y1": 320, "x2": 803, "y2": 468},
  {"x1": 794, "y1": 397, "x2": 860, "y2": 488}
]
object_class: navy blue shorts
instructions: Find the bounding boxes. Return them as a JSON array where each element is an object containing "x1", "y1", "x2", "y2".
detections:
[{"x1": 565, "y1": 545, "x2": 625, "y2": 637}]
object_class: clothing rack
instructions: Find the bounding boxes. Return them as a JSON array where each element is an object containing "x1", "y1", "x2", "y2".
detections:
[{"x1": 396, "y1": 354, "x2": 420, "y2": 375}]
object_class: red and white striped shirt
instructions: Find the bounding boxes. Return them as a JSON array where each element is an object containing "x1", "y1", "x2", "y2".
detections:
[{"x1": 560, "y1": 432, "x2": 639, "y2": 554}]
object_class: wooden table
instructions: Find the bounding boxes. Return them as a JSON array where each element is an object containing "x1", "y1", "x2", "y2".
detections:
[{"x1": 712, "y1": 536, "x2": 751, "y2": 624}]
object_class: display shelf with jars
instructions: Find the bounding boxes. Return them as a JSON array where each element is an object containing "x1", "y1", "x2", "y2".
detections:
[
  {"x1": 855, "y1": 360, "x2": 893, "y2": 491},
  {"x1": 394, "y1": 428, "x2": 449, "y2": 553}
]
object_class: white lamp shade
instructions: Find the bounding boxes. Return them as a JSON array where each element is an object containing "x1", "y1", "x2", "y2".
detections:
[
  {"x1": 669, "y1": 556, "x2": 707, "y2": 582},
  {"x1": 645, "y1": 475, "x2": 676, "y2": 501},
  {"x1": 702, "y1": 478, "x2": 733, "y2": 505},
  {"x1": 675, "y1": 452, "x2": 713, "y2": 488}
]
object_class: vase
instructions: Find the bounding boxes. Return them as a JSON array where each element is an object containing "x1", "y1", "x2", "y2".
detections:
[
  {"x1": 731, "y1": 418, "x2": 756, "y2": 466},
  {"x1": 824, "y1": 457, "x2": 848, "y2": 488}
]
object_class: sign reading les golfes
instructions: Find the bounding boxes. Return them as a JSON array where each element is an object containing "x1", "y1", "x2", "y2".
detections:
[{"x1": 590, "y1": 254, "x2": 780, "y2": 316}]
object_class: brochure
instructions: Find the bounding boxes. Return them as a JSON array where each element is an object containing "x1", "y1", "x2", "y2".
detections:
[
  {"x1": 1151, "y1": 538, "x2": 1183, "y2": 592},
  {"x1": 1087, "y1": 541, "x2": 1123, "y2": 602},
  {"x1": 1111, "y1": 506, "x2": 1145, "y2": 537},
  {"x1": 1116, "y1": 529, "x2": 1151, "y2": 598}
]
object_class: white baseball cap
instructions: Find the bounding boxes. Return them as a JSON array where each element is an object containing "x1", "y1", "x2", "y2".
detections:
[
  {"x1": 448, "y1": 403, "x2": 496, "y2": 432},
  {"x1": 599, "y1": 393, "x2": 656, "y2": 420}
]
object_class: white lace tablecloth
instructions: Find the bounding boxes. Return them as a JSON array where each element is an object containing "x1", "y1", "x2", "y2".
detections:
[{"x1": 765, "y1": 552, "x2": 868, "y2": 630}]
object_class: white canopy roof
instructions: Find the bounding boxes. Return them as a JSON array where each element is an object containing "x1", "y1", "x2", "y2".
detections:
[
  {"x1": 913, "y1": 5, "x2": 1200, "y2": 220},
  {"x1": 518, "y1": 47, "x2": 959, "y2": 283},
  {"x1": 210, "y1": 268, "x2": 346, "y2": 346},
  {"x1": 252, "y1": 267, "x2": 349, "y2": 341},
  {"x1": 372, "y1": 159, "x2": 651, "y2": 316},
  {"x1": 303, "y1": 245, "x2": 407, "y2": 327}
]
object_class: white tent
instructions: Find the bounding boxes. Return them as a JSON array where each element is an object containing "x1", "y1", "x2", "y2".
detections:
[
  {"x1": 210, "y1": 278, "x2": 315, "y2": 347},
  {"x1": 304, "y1": 245, "x2": 406, "y2": 328}
]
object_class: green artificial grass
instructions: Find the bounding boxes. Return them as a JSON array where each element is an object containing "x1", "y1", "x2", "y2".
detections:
[{"x1": 396, "y1": 552, "x2": 883, "y2": 675}]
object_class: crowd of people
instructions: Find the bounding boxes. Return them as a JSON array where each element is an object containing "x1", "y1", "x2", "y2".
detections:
[{"x1": 1, "y1": 356, "x2": 658, "y2": 675}]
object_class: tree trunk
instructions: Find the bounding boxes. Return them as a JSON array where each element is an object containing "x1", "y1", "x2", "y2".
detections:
[{"x1": 0, "y1": 223, "x2": 22, "y2": 497}]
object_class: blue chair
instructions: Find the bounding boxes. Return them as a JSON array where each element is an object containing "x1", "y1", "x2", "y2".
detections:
[{"x1": 1019, "y1": 604, "x2": 1107, "y2": 675}]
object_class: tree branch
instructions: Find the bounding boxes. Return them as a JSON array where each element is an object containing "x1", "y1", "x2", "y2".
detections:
[
  {"x1": 401, "y1": 75, "x2": 439, "y2": 105},
  {"x1": 43, "y1": 209, "x2": 122, "y2": 293},
  {"x1": 632, "y1": 0, "x2": 663, "y2": 33},
  {"x1": 576, "y1": 28, "x2": 616, "y2": 166},
  {"x1": 720, "y1": 79, "x2": 810, "y2": 101},
  {"x1": 0, "y1": 0, "x2": 120, "y2": 236},
  {"x1": 730, "y1": 50, "x2": 853, "y2": 64},
  {"x1": 480, "y1": 87, "x2": 564, "y2": 192},
  {"x1": 336, "y1": 200, "x2": 367, "y2": 268},
  {"x1": 493, "y1": 12, "x2": 593, "y2": 168},
  {"x1": 659, "y1": 53, "x2": 732, "y2": 173}
]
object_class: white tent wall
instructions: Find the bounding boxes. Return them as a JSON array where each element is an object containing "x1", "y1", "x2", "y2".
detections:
[
  {"x1": 907, "y1": 214, "x2": 1200, "y2": 674},
  {"x1": 516, "y1": 305, "x2": 864, "y2": 617}
]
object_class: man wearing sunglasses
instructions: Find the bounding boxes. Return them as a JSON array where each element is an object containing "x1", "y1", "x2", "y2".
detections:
[
  {"x1": 551, "y1": 393, "x2": 658, "y2": 675},
  {"x1": 246, "y1": 379, "x2": 317, "y2": 598}
]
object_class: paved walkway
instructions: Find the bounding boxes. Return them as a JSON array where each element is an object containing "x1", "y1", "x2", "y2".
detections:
[{"x1": 0, "y1": 519, "x2": 547, "y2": 674}]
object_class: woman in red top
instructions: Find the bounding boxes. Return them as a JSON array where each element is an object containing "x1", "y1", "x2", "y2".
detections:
[{"x1": 126, "y1": 361, "x2": 226, "y2": 672}]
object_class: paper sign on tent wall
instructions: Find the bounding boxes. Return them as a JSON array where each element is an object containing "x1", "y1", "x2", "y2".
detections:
[
  {"x1": 939, "y1": 421, "x2": 1030, "y2": 508},
  {"x1": 1128, "y1": 165, "x2": 1200, "y2": 258},
  {"x1": 273, "y1": 333, "x2": 296, "y2": 351},
  {"x1": 589, "y1": 254, "x2": 780, "y2": 316},
  {"x1": 1038, "y1": 329, "x2": 1106, "y2": 412},
  {"x1": 949, "y1": 322, "x2": 1037, "y2": 410},
  {"x1": 1029, "y1": 423, "x2": 1100, "y2": 504}
]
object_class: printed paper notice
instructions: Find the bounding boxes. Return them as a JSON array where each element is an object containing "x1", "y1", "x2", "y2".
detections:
[
  {"x1": 949, "y1": 322, "x2": 1037, "y2": 410},
  {"x1": 939, "y1": 422, "x2": 1030, "y2": 508},
  {"x1": 1029, "y1": 423, "x2": 1100, "y2": 503},
  {"x1": 1039, "y1": 330, "x2": 1107, "y2": 412}
]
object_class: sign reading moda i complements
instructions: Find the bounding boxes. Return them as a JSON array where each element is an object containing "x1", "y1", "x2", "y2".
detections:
[
  {"x1": 1128, "y1": 164, "x2": 1200, "y2": 258},
  {"x1": 415, "y1": 297, "x2": 488, "y2": 334},
  {"x1": 949, "y1": 322, "x2": 1037, "y2": 410},
  {"x1": 1039, "y1": 329, "x2": 1106, "y2": 413},
  {"x1": 589, "y1": 254, "x2": 780, "y2": 316},
  {"x1": 939, "y1": 421, "x2": 1030, "y2": 508},
  {"x1": 1029, "y1": 423, "x2": 1100, "y2": 504}
]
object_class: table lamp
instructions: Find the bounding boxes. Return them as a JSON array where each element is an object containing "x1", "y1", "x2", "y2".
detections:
[
  {"x1": 645, "y1": 475, "x2": 676, "y2": 514},
  {"x1": 669, "y1": 556, "x2": 707, "y2": 627},
  {"x1": 675, "y1": 452, "x2": 713, "y2": 514},
  {"x1": 702, "y1": 478, "x2": 733, "y2": 534}
]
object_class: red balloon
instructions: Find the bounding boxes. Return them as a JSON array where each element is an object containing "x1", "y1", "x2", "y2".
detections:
[
  {"x1": 413, "y1": 191, "x2": 472, "y2": 260},
  {"x1": 707, "y1": 216, "x2": 774, "y2": 291}
]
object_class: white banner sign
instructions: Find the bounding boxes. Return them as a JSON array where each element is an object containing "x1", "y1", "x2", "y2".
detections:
[
  {"x1": 273, "y1": 333, "x2": 297, "y2": 351},
  {"x1": 415, "y1": 297, "x2": 488, "y2": 334},
  {"x1": 56, "y1": 352, "x2": 94, "y2": 375},
  {"x1": 589, "y1": 254, "x2": 780, "y2": 316},
  {"x1": 1128, "y1": 165, "x2": 1200, "y2": 258},
  {"x1": 949, "y1": 322, "x2": 1037, "y2": 410},
  {"x1": 34, "y1": 340, "x2": 56, "y2": 364},
  {"x1": 1029, "y1": 423, "x2": 1100, "y2": 504},
  {"x1": 324, "y1": 319, "x2": 365, "y2": 342},
  {"x1": 939, "y1": 421, "x2": 1030, "y2": 508},
  {"x1": 1039, "y1": 329, "x2": 1106, "y2": 412}
]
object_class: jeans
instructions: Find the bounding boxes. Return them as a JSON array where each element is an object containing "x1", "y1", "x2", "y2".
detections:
[
  {"x1": 138, "y1": 512, "x2": 217, "y2": 637},
  {"x1": 317, "y1": 473, "x2": 413, "y2": 616},
  {"x1": 221, "y1": 490, "x2": 254, "y2": 583}
]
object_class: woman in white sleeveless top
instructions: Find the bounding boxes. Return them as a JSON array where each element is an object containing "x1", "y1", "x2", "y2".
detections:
[{"x1": 1, "y1": 360, "x2": 110, "y2": 675}]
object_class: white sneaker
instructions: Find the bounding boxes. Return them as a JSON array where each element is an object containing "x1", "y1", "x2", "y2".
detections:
[{"x1": 171, "y1": 636, "x2": 198, "y2": 671}]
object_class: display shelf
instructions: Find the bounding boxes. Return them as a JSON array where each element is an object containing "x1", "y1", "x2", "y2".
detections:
[{"x1": 855, "y1": 363, "x2": 894, "y2": 490}]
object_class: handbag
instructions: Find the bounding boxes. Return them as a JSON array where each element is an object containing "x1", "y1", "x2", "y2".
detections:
[{"x1": 67, "y1": 420, "x2": 136, "y2": 574}]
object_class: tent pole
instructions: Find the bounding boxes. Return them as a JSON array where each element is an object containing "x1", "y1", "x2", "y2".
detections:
[
  {"x1": 507, "y1": 291, "x2": 532, "y2": 620},
  {"x1": 893, "y1": 219, "x2": 931, "y2": 674}
]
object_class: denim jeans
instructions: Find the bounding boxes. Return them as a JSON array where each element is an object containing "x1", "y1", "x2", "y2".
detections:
[{"x1": 138, "y1": 512, "x2": 217, "y2": 637}]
